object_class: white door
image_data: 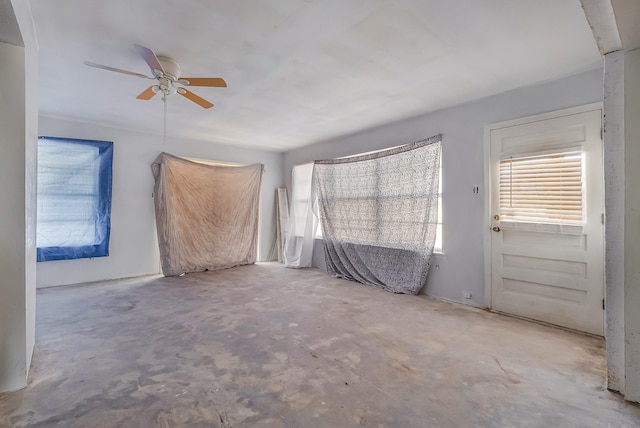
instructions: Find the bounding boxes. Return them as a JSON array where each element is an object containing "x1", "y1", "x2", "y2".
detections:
[{"x1": 489, "y1": 107, "x2": 604, "y2": 335}]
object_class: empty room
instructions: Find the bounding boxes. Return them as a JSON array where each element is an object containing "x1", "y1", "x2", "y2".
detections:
[{"x1": 2, "y1": 0, "x2": 640, "y2": 426}]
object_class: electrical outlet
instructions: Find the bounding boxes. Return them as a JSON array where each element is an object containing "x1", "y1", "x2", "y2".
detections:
[{"x1": 462, "y1": 291, "x2": 472, "y2": 299}]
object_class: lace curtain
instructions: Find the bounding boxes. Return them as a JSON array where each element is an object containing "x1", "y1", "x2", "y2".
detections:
[{"x1": 314, "y1": 135, "x2": 442, "y2": 294}]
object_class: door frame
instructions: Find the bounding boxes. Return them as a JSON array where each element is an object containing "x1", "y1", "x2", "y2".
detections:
[{"x1": 483, "y1": 102, "x2": 604, "y2": 310}]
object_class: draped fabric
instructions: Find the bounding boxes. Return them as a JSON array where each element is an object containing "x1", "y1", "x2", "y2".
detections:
[
  {"x1": 314, "y1": 135, "x2": 442, "y2": 294},
  {"x1": 284, "y1": 163, "x2": 320, "y2": 268},
  {"x1": 152, "y1": 153, "x2": 263, "y2": 276}
]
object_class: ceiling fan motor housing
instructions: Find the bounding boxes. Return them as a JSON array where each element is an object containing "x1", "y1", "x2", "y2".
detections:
[{"x1": 157, "y1": 56, "x2": 181, "y2": 80}]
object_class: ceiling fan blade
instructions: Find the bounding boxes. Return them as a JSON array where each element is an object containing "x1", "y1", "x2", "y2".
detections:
[
  {"x1": 84, "y1": 61, "x2": 151, "y2": 79},
  {"x1": 178, "y1": 88, "x2": 214, "y2": 109},
  {"x1": 134, "y1": 44, "x2": 164, "y2": 77},
  {"x1": 136, "y1": 86, "x2": 158, "y2": 100},
  {"x1": 179, "y1": 77, "x2": 228, "y2": 87}
]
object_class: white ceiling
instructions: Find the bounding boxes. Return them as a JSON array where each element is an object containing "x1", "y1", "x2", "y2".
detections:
[
  {"x1": 611, "y1": 0, "x2": 640, "y2": 50},
  {"x1": 31, "y1": 0, "x2": 601, "y2": 151},
  {"x1": 0, "y1": 0, "x2": 23, "y2": 46}
]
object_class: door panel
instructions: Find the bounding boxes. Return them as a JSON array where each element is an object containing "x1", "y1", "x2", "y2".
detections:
[{"x1": 490, "y1": 108, "x2": 604, "y2": 335}]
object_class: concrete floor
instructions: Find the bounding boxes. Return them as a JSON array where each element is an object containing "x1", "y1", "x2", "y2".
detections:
[{"x1": 1, "y1": 263, "x2": 639, "y2": 427}]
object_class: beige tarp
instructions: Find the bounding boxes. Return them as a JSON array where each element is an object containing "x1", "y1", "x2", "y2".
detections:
[{"x1": 152, "y1": 153, "x2": 263, "y2": 276}]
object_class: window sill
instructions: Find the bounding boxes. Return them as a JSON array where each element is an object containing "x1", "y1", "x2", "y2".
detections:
[{"x1": 314, "y1": 237, "x2": 445, "y2": 255}]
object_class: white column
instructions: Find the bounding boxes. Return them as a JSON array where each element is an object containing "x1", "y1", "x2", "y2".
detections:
[
  {"x1": 624, "y1": 47, "x2": 640, "y2": 402},
  {"x1": 0, "y1": 41, "x2": 29, "y2": 392},
  {"x1": 604, "y1": 50, "x2": 625, "y2": 394},
  {"x1": 0, "y1": 0, "x2": 38, "y2": 393},
  {"x1": 603, "y1": 46, "x2": 640, "y2": 403}
]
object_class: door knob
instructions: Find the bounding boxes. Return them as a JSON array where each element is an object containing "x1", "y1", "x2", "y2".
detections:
[{"x1": 492, "y1": 226, "x2": 501, "y2": 232}]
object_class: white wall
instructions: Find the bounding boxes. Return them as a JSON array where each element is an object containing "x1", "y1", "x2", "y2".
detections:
[
  {"x1": 283, "y1": 68, "x2": 604, "y2": 306},
  {"x1": 37, "y1": 116, "x2": 283, "y2": 288}
]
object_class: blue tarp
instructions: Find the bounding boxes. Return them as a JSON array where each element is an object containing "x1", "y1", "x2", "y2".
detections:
[{"x1": 36, "y1": 137, "x2": 113, "y2": 262}]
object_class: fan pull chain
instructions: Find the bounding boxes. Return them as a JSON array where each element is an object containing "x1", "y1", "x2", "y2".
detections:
[{"x1": 163, "y1": 96, "x2": 167, "y2": 146}]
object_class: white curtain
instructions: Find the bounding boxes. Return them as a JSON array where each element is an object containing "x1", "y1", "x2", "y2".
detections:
[
  {"x1": 275, "y1": 188, "x2": 289, "y2": 262},
  {"x1": 284, "y1": 163, "x2": 319, "y2": 268}
]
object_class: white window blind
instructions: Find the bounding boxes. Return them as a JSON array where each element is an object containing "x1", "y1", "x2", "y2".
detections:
[{"x1": 499, "y1": 150, "x2": 583, "y2": 225}]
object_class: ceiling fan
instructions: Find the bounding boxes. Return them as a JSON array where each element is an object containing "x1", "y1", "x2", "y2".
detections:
[{"x1": 84, "y1": 44, "x2": 227, "y2": 109}]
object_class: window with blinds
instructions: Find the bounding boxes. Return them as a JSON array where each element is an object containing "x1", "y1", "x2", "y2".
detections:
[{"x1": 499, "y1": 150, "x2": 583, "y2": 225}]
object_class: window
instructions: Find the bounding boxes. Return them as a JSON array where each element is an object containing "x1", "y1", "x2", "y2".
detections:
[
  {"x1": 435, "y1": 155, "x2": 443, "y2": 251},
  {"x1": 499, "y1": 149, "x2": 583, "y2": 225},
  {"x1": 290, "y1": 163, "x2": 322, "y2": 238},
  {"x1": 292, "y1": 150, "x2": 443, "y2": 251},
  {"x1": 37, "y1": 137, "x2": 113, "y2": 262}
]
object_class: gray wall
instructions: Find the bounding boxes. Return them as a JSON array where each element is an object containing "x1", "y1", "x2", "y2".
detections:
[
  {"x1": 283, "y1": 68, "x2": 604, "y2": 306},
  {"x1": 37, "y1": 116, "x2": 284, "y2": 288}
]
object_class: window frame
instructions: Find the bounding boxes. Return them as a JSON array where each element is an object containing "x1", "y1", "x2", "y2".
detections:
[
  {"x1": 36, "y1": 136, "x2": 114, "y2": 262},
  {"x1": 434, "y1": 154, "x2": 443, "y2": 253}
]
